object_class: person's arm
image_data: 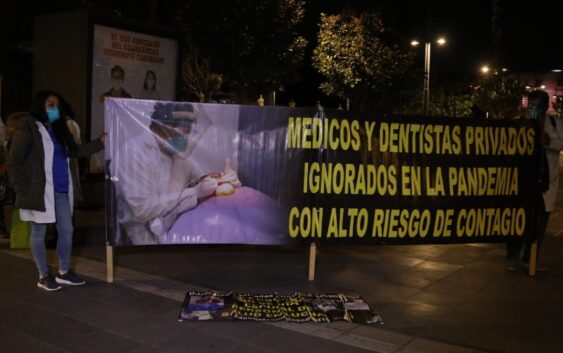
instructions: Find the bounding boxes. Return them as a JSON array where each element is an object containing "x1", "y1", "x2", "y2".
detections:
[
  {"x1": 6, "y1": 128, "x2": 32, "y2": 195},
  {"x1": 66, "y1": 119, "x2": 81, "y2": 145},
  {"x1": 183, "y1": 158, "x2": 204, "y2": 185},
  {"x1": 115, "y1": 144, "x2": 191, "y2": 222},
  {"x1": 72, "y1": 137, "x2": 104, "y2": 158},
  {"x1": 150, "y1": 178, "x2": 217, "y2": 236},
  {"x1": 125, "y1": 174, "x2": 215, "y2": 223},
  {"x1": 117, "y1": 153, "x2": 216, "y2": 241}
]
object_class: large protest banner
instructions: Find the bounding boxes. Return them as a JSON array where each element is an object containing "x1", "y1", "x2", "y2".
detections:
[
  {"x1": 105, "y1": 98, "x2": 540, "y2": 246},
  {"x1": 91, "y1": 25, "x2": 178, "y2": 172}
]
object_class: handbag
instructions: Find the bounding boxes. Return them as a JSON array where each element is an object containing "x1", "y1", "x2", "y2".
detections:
[{"x1": 10, "y1": 209, "x2": 31, "y2": 249}]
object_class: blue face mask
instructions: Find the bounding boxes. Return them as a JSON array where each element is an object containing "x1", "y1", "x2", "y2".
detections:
[
  {"x1": 47, "y1": 107, "x2": 60, "y2": 123},
  {"x1": 164, "y1": 137, "x2": 188, "y2": 155}
]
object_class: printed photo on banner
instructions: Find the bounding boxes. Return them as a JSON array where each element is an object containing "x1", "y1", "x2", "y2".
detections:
[
  {"x1": 105, "y1": 99, "x2": 288, "y2": 246},
  {"x1": 90, "y1": 24, "x2": 178, "y2": 172}
]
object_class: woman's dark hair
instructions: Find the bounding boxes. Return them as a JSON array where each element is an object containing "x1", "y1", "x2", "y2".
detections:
[
  {"x1": 59, "y1": 97, "x2": 75, "y2": 120},
  {"x1": 143, "y1": 70, "x2": 157, "y2": 90},
  {"x1": 528, "y1": 90, "x2": 549, "y2": 109},
  {"x1": 29, "y1": 90, "x2": 77, "y2": 156}
]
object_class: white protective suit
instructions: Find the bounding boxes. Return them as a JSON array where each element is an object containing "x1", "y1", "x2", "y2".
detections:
[
  {"x1": 542, "y1": 116, "x2": 563, "y2": 212},
  {"x1": 111, "y1": 130, "x2": 213, "y2": 244}
]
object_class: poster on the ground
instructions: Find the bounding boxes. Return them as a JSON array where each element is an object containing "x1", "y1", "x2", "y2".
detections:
[
  {"x1": 105, "y1": 98, "x2": 541, "y2": 246},
  {"x1": 90, "y1": 25, "x2": 178, "y2": 172},
  {"x1": 179, "y1": 291, "x2": 383, "y2": 324}
]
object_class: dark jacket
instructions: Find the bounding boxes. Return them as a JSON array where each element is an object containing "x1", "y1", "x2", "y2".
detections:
[{"x1": 6, "y1": 113, "x2": 104, "y2": 211}]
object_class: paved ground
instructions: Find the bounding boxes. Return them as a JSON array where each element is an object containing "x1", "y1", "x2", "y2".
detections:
[{"x1": 1, "y1": 164, "x2": 562, "y2": 353}]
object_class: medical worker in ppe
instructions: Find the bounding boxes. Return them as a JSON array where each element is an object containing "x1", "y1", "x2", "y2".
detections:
[{"x1": 111, "y1": 102, "x2": 217, "y2": 244}]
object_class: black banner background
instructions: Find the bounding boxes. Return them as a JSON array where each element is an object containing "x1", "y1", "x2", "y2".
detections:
[{"x1": 239, "y1": 107, "x2": 540, "y2": 245}]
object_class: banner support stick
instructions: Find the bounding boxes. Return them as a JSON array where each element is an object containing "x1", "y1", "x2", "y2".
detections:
[
  {"x1": 308, "y1": 242, "x2": 317, "y2": 281},
  {"x1": 528, "y1": 242, "x2": 538, "y2": 276},
  {"x1": 106, "y1": 245, "x2": 115, "y2": 283}
]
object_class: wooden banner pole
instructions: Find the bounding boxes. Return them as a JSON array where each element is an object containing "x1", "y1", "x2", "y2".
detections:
[
  {"x1": 528, "y1": 242, "x2": 538, "y2": 276},
  {"x1": 308, "y1": 242, "x2": 317, "y2": 281},
  {"x1": 106, "y1": 245, "x2": 115, "y2": 283}
]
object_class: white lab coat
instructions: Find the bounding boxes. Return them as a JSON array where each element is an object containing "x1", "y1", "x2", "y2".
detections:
[
  {"x1": 543, "y1": 116, "x2": 563, "y2": 212},
  {"x1": 20, "y1": 122, "x2": 74, "y2": 223},
  {"x1": 111, "y1": 131, "x2": 202, "y2": 244}
]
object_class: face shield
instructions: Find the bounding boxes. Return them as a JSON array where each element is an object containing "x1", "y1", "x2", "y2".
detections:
[
  {"x1": 151, "y1": 103, "x2": 211, "y2": 157},
  {"x1": 158, "y1": 122, "x2": 191, "y2": 155}
]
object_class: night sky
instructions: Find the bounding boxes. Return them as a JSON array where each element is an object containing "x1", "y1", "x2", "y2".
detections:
[
  {"x1": 1, "y1": 0, "x2": 561, "y2": 71},
  {"x1": 281, "y1": 0, "x2": 563, "y2": 106},
  {"x1": 1, "y1": 0, "x2": 562, "y2": 109},
  {"x1": 305, "y1": 0, "x2": 563, "y2": 71}
]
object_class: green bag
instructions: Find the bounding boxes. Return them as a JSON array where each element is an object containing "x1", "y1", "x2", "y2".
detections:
[{"x1": 10, "y1": 209, "x2": 31, "y2": 249}]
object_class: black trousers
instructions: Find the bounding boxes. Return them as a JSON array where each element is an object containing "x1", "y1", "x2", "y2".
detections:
[{"x1": 506, "y1": 198, "x2": 550, "y2": 262}]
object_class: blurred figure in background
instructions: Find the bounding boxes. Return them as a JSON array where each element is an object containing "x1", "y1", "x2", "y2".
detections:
[
  {"x1": 0, "y1": 116, "x2": 8, "y2": 237},
  {"x1": 138, "y1": 70, "x2": 161, "y2": 100},
  {"x1": 59, "y1": 99, "x2": 84, "y2": 203},
  {"x1": 100, "y1": 65, "x2": 131, "y2": 101},
  {"x1": 506, "y1": 90, "x2": 563, "y2": 271}
]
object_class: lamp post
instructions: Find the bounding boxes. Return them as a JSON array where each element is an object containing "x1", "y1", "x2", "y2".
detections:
[{"x1": 411, "y1": 37, "x2": 446, "y2": 116}]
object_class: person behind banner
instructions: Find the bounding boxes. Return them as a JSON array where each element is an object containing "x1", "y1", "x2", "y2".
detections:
[
  {"x1": 138, "y1": 70, "x2": 161, "y2": 100},
  {"x1": 506, "y1": 90, "x2": 563, "y2": 271},
  {"x1": 0, "y1": 116, "x2": 8, "y2": 238},
  {"x1": 7, "y1": 91, "x2": 105, "y2": 291},
  {"x1": 99, "y1": 65, "x2": 132, "y2": 102},
  {"x1": 59, "y1": 98, "x2": 84, "y2": 203},
  {"x1": 111, "y1": 102, "x2": 217, "y2": 245}
]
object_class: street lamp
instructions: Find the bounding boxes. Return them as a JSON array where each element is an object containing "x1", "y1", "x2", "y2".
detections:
[
  {"x1": 411, "y1": 37, "x2": 447, "y2": 116},
  {"x1": 480, "y1": 65, "x2": 511, "y2": 75}
]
